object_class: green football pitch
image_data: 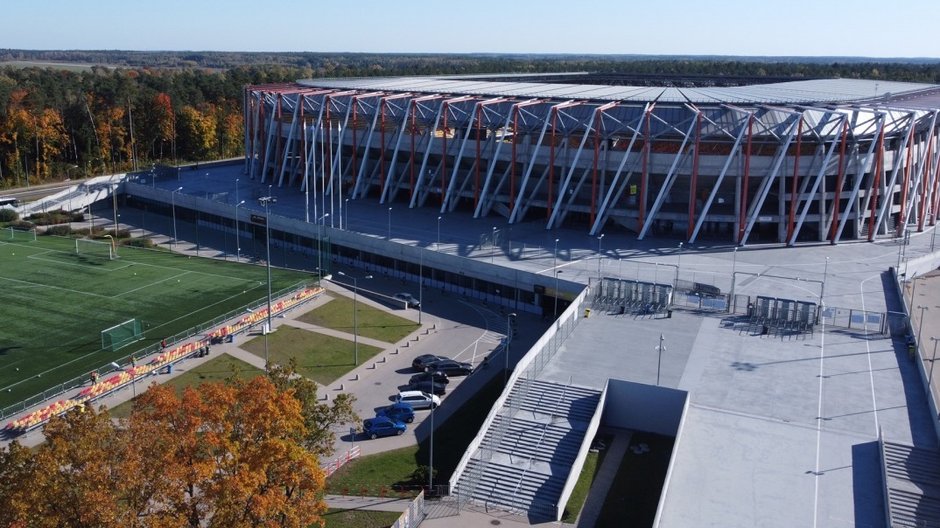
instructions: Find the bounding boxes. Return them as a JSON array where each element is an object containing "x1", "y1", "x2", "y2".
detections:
[{"x1": 0, "y1": 233, "x2": 312, "y2": 409}]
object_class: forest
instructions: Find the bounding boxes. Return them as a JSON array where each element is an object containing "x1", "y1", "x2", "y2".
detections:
[{"x1": 3, "y1": 50, "x2": 940, "y2": 189}]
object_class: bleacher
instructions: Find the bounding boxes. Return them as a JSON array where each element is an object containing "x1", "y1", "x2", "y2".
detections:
[
  {"x1": 451, "y1": 379, "x2": 602, "y2": 522},
  {"x1": 881, "y1": 439, "x2": 940, "y2": 527},
  {"x1": 593, "y1": 277, "x2": 673, "y2": 316}
]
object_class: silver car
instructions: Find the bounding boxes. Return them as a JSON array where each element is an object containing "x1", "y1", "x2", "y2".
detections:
[{"x1": 396, "y1": 390, "x2": 440, "y2": 409}]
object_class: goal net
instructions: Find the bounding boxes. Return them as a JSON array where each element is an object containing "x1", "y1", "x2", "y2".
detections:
[
  {"x1": 8, "y1": 226, "x2": 36, "y2": 241},
  {"x1": 75, "y1": 238, "x2": 115, "y2": 260},
  {"x1": 101, "y1": 318, "x2": 142, "y2": 351}
]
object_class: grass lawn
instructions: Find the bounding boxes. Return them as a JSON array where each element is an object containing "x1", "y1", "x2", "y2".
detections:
[
  {"x1": 327, "y1": 376, "x2": 505, "y2": 497},
  {"x1": 595, "y1": 432, "x2": 675, "y2": 527},
  {"x1": 560, "y1": 433, "x2": 612, "y2": 522},
  {"x1": 322, "y1": 508, "x2": 400, "y2": 528},
  {"x1": 0, "y1": 233, "x2": 310, "y2": 408},
  {"x1": 298, "y1": 293, "x2": 419, "y2": 344},
  {"x1": 241, "y1": 325, "x2": 382, "y2": 385},
  {"x1": 107, "y1": 354, "x2": 263, "y2": 418}
]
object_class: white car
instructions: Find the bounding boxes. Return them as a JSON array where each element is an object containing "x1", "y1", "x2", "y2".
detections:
[
  {"x1": 396, "y1": 390, "x2": 440, "y2": 409},
  {"x1": 394, "y1": 293, "x2": 421, "y2": 309}
]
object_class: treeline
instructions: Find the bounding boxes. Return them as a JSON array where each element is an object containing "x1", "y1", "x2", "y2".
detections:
[{"x1": 4, "y1": 51, "x2": 940, "y2": 188}]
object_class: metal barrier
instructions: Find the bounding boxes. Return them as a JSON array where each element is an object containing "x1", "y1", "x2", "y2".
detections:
[{"x1": 392, "y1": 490, "x2": 426, "y2": 528}]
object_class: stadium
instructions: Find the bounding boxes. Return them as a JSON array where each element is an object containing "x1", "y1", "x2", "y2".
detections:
[{"x1": 243, "y1": 73, "x2": 940, "y2": 245}]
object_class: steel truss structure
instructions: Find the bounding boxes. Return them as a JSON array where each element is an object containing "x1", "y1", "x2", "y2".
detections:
[{"x1": 244, "y1": 76, "x2": 940, "y2": 245}]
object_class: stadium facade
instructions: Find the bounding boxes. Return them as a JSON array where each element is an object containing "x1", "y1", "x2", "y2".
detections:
[{"x1": 244, "y1": 74, "x2": 940, "y2": 245}]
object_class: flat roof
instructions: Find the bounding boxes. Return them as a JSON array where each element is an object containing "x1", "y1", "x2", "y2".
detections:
[{"x1": 297, "y1": 75, "x2": 939, "y2": 106}]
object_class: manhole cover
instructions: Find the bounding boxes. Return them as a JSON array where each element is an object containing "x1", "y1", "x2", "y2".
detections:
[
  {"x1": 490, "y1": 521, "x2": 501, "y2": 526},
  {"x1": 374, "y1": 382, "x2": 382, "y2": 385}
]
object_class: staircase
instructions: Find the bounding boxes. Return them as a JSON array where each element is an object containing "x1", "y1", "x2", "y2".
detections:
[
  {"x1": 882, "y1": 440, "x2": 940, "y2": 527},
  {"x1": 453, "y1": 379, "x2": 602, "y2": 522}
]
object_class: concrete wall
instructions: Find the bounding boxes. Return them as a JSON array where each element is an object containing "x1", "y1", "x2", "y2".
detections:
[{"x1": 602, "y1": 379, "x2": 688, "y2": 436}]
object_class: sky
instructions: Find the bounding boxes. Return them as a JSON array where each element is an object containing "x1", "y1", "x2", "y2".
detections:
[{"x1": 3, "y1": 0, "x2": 940, "y2": 58}]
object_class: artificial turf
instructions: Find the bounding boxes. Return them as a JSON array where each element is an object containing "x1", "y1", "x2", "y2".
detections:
[{"x1": 0, "y1": 233, "x2": 311, "y2": 408}]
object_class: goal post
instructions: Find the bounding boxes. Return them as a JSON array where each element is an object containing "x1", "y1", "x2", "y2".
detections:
[
  {"x1": 101, "y1": 318, "x2": 143, "y2": 351},
  {"x1": 9, "y1": 226, "x2": 36, "y2": 241},
  {"x1": 75, "y1": 238, "x2": 115, "y2": 260}
]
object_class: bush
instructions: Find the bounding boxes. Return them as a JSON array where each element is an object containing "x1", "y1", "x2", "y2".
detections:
[
  {"x1": 26, "y1": 211, "x2": 71, "y2": 226},
  {"x1": 9, "y1": 220, "x2": 34, "y2": 230},
  {"x1": 121, "y1": 237, "x2": 156, "y2": 248},
  {"x1": 0, "y1": 208, "x2": 19, "y2": 223},
  {"x1": 43, "y1": 225, "x2": 73, "y2": 237}
]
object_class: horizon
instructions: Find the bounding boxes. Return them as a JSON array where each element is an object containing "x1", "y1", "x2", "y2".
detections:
[{"x1": 3, "y1": 0, "x2": 939, "y2": 59}]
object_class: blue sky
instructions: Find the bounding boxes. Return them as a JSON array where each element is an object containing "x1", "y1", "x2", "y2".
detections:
[{"x1": 3, "y1": 0, "x2": 940, "y2": 58}]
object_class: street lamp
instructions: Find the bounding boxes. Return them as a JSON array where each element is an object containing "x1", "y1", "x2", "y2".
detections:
[
  {"x1": 930, "y1": 337, "x2": 939, "y2": 388},
  {"x1": 676, "y1": 242, "x2": 684, "y2": 289},
  {"x1": 597, "y1": 234, "x2": 605, "y2": 278},
  {"x1": 917, "y1": 306, "x2": 929, "y2": 354},
  {"x1": 553, "y1": 238, "x2": 560, "y2": 319},
  {"x1": 387, "y1": 207, "x2": 393, "y2": 240},
  {"x1": 437, "y1": 216, "x2": 442, "y2": 251},
  {"x1": 317, "y1": 213, "x2": 330, "y2": 278},
  {"x1": 234, "y1": 200, "x2": 245, "y2": 261},
  {"x1": 171, "y1": 186, "x2": 183, "y2": 249},
  {"x1": 821, "y1": 256, "x2": 830, "y2": 307},
  {"x1": 656, "y1": 334, "x2": 666, "y2": 386},
  {"x1": 505, "y1": 313, "x2": 517, "y2": 384},
  {"x1": 491, "y1": 226, "x2": 497, "y2": 264},
  {"x1": 730, "y1": 247, "x2": 739, "y2": 310},
  {"x1": 345, "y1": 198, "x2": 350, "y2": 230},
  {"x1": 337, "y1": 271, "x2": 372, "y2": 365},
  {"x1": 259, "y1": 192, "x2": 276, "y2": 371}
]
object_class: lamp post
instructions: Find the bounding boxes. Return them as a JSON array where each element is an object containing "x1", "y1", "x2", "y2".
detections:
[
  {"x1": 730, "y1": 247, "x2": 738, "y2": 311},
  {"x1": 437, "y1": 216, "x2": 442, "y2": 251},
  {"x1": 429, "y1": 396, "x2": 435, "y2": 495},
  {"x1": 235, "y1": 178, "x2": 239, "y2": 207},
  {"x1": 418, "y1": 251, "x2": 424, "y2": 325},
  {"x1": 821, "y1": 256, "x2": 830, "y2": 308},
  {"x1": 676, "y1": 242, "x2": 684, "y2": 289},
  {"x1": 553, "y1": 238, "x2": 560, "y2": 319},
  {"x1": 317, "y1": 213, "x2": 330, "y2": 278},
  {"x1": 656, "y1": 334, "x2": 665, "y2": 386},
  {"x1": 337, "y1": 271, "x2": 372, "y2": 366},
  {"x1": 917, "y1": 306, "x2": 929, "y2": 354},
  {"x1": 930, "y1": 337, "x2": 939, "y2": 389},
  {"x1": 234, "y1": 200, "x2": 245, "y2": 261},
  {"x1": 491, "y1": 226, "x2": 497, "y2": 264},
  {"x1": 345, "y1": 198, "x2": 349, "y2": 230},
  {"x1": 597, "y1": 234, "x2": 605, "y2": 278},
  {"x1": 259, "y1": 192, "x2": 276, "y2": 371},
  {"x1": 505, "y1": 312, "x2": 517, "y2": 384},
  {"x1": 171, "y1": 186, "x2": 183, "y2": 249}
]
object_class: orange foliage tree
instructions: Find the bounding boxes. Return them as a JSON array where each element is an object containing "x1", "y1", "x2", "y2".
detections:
[{"x1": 0, "y1": 377, "x2": 327, "y2": 528}]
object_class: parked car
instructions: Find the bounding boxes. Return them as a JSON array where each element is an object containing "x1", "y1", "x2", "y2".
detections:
[
  {"x1": 377, "y1": 402, "x2": 415, "y2": 423},
  {"x1": 362, "y1": 416, "x2": 406, "y2": 439},
  {"x1": 425, "y1": 358, "x2": 473, "y2": 376},
  {"x1": 409, "y1": 370, "x2": 449, "y2": 386},
  {"x1": 412, "y1": 354, "x2": 448, "y2": 371},
  {"x1": 405, "y1": 379, "x2": 447, "y2": 396},
  {"x1": 396, "y1": 390, "x2": 441, "y2": 410},
  {"x1": 394, "y1": 293, "x2": 421, "y2": 309}
]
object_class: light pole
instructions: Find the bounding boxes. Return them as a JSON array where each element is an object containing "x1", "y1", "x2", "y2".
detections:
[
  {"x1": 821, "y1": 256, "x2": 830, "y2": 307},
  {"x1": 337, "y1": 271, "x2": 372, "y2": 365},
  {"x1": 930, "y1": 337, "x2": 939, "y2": 388},
  {"x1": 597, "y1": 234, "x2": 605, "y2": 278},
  {"x1": 676, "y1": 242, "x2": 684, "y2": 289},
  {"x1": 259, "y1": 192, "x2": 276, "y2": 371},
  {"x1": 553, "y1": 238, "x2": 560, "y2": 319},
  {"x1": 491, "y1": 226, "x2": 497, "y2": 264},
  {"x1": 317, "y1": 213, "x2": 330, "y2": 278},
  {"x1": 345, "y1": 198, "x2": 350, "y2": 230},
  {"x1": 505, "y1": 312, "x2": 517, "y2": 384},
  {"x1": 387, "y1": 207, "x2": 392, "y2": 240},
  {"x1": 730, "y1": 247, "x2": 738, "y2": 310},
  {"x1": 429, "y1": 397, "x2": 435, "y2": 495},
  {"x1": 656, "y1": 333, "x2": 665, "y2": 386},
  {"x1": 418, "y1": 251, "x2": 424, "y2": 325},
  {"x1": 171, "y1": 186, "x2": 183, "y2": 249},
  {"x1": 437, "y1": 216, "x2": 442, "y2": 251},
  {"x1": 917, "y1": 306, "x2": 929, "y2": 354},
  {"x1": 235, "y1": 178, "x2": 239, "y2": 206},
  {"x1": 234, "y1": 200, "x2": 245, "y2": 261}
]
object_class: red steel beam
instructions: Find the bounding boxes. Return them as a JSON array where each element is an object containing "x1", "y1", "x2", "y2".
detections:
[
  {"x1": 829, "y1": 120, "x2": 849, "y2": 243},
  {"x1": 738, "y1": 115, "x2": 753, "y2": 244},
  {"x1": 868, "y1": 130, "x2": 885, "y2": 241},
  {"x1": 919, "y1": 131, "x2": 933, "y2": 231},
  {"x1": 638, "y1": 105, "x2": 654, "y2": 233},
  {"x1": 898, "y1": 127, "x2": 916, "y2": 236},
  {"x1": 591, "y1": 102, "x2": 617, "y2": 228}
]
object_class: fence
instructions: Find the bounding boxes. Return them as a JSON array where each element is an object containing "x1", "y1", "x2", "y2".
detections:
[
  {"x1": 391, "y1": 490, "x2": 426, "y2": 528},
  {"x1": 0, "y1": 279, "x2": 314, "y2": 422},
  {"x1": 323, "y1": 445, "x2": 361, "y2": 478}
]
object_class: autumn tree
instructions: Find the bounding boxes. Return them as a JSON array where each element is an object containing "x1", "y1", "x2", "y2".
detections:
[{"x1": 0, "y1": 376, "x2": 328, "y2": 528}]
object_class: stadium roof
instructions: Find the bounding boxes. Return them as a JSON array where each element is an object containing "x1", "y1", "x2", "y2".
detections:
[{"x1": 298, "y1": 74, "x2": 940, "y2": 106}]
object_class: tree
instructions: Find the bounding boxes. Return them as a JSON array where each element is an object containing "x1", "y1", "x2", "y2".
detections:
[{"x1": 0, "y1": 377, "x2": 328, "y2": 528}]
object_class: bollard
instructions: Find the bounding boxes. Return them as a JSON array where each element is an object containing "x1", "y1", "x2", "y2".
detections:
[
  {"x1": 380, "y1": 357, "x2": 386, "y2": 363},
  {"x1": 338, "y1": 384, "x2": 344, "y2": 391},
  {"x1": 353, "y1": 374, "x2": 359, "y2": 381},
  {"x1": 393, "y1": 348, "x2": 399, "y2": 355}
]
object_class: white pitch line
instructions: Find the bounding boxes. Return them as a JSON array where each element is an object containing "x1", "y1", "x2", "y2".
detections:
[
  {"x1": 115, "y1": 271, "x2": 191, "y2": 298},
  {"x1": 0, "y1": 275, "x2": 113, "y2": 299}
]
